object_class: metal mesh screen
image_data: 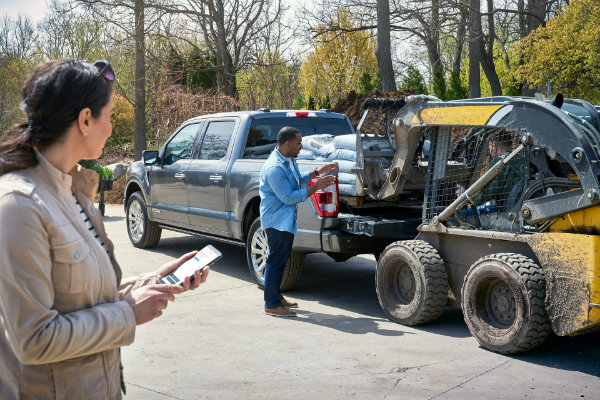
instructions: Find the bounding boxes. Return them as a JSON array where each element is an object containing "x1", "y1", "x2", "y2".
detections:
[{"x1": 423, "y1": 127, "x2": 526, "y2": 230}]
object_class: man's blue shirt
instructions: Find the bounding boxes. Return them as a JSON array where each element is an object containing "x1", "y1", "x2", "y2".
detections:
[{"x1": 259, "y1": 149, "x2": 310, "y2": 233}]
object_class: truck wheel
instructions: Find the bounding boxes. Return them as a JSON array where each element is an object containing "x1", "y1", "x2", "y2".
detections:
[
  {"x1": 246, "y1": 218, "x2": 304, "y2": 291},
  {"x1": 376, "y1": 240, "x2": 448, "y2": 325},
  {"x1": 461, "y1": 253, "x2": 551, "y2": 354},
  {"x1": 126, "y1": 191, "x2": 162, "y2": 248}
]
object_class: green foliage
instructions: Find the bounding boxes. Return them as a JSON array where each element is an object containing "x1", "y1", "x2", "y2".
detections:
[
  {"x1": 92, "y1": 165, "x2": 114, "y2": 180},
  {"x1": 237, "y1": 50, "x2": 300, "y2": 110},
  {"x1": 307, "y1": 96, "x2": 316, "y2": 111},
  {"x1": 447, "y1": 71, "x2": 467, "y2": 100},
  {"x1": 319, "y1": 96, "x2": 331, "y2": 109},
  {"x1": 372, "y1": 73, "x2": 382, "y2": 91},
  {"x1": 293, "y1": 93, "x2": 307, "y2": 109},
  {"x1": 299, "y1": 8, "x2": 378, "y2": 106},
  {"x1": 0, "y1": 55, "x2": 31, "y2": 132},
  {"x1": 400, "y1": 65, "x2": 428, "y2": 95},
  {"x1": 432, "y1": 65, "x2": 447, "y2": 100},
  {"x1": 513, "y1": 0, "x2": 600, "y2": 101},
  {"x1": 358, "y1": 71, "x2": 374, "y2": 93}
]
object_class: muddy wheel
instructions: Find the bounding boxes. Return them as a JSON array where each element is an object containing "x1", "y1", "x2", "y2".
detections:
[
  {"x1": 376, "y1": 240, "x2": 449, "y2": 325},
  {"x1": 126, "y1": 191, "x2": 162, "y2": 248},
  {"x1": 246, "y1": 218, "x2": 304, "y2": 291},
  {"x1": 461, "y1": 253, "x2": 551, "y2": 354}
]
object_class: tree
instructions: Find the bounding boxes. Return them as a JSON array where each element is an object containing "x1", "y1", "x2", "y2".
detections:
[
  {"x1": 468, "y1": 0, "x2": 481, "y2": 98},
  {"x1": 156, "y1": 0, "x2": 285, "y2": 98},
  {"x1": 376, "y1": 0, "x2": 396, "y2": 91},
  {"x1": 399, "y1": 65, "x2": 428, "y2": 95},
  {"x1": 237, "y1": 50, "x2": 300, "y2": 110},
  {"x1": 299, "y1": 8, "x2": 378, "y2": 107},
  {"x1": 513, "y1": 0, "x2": 600, "y2": 101},
  {"x1": 0, "y1": 15, "x2": 36, "y2": 132}
]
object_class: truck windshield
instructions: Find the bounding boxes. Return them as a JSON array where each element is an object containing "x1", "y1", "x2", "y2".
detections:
[{"x1": 244, "y1": 117, "x2": 354, "y2": 159}]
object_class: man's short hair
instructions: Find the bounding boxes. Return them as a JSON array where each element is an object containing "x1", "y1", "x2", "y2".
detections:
[{"x1": 277, "y1": 126, "x2": 301, "y2": 146}]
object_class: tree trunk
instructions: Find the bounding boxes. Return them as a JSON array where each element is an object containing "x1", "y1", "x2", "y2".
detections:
[
  {"x1": 376, "y1": 0, "x2": 396, "y2": 92},
  {"x1": 428, "y1": 0, "x2": 446, "y2": 99},
  {"x1": 468, "y1": 0, "x2": 481, "y2": 98},
  {"x1": 480, "y1": 0, "x2": 501, "y2": 95},
  {"x1": 133, "y1": 0, "x2": 146, "y2": 160}
]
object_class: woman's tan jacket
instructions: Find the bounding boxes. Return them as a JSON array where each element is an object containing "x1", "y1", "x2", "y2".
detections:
[{"x1": 0, "y1": 154, "x2": 155, "y2": 399}]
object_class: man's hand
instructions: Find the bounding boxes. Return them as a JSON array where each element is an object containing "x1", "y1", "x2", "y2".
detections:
[
  {"x1": 307, "y1": 175, "x2": 336, "y2": 196},
  {"x1": 317, "y1": 163, "x2": 338, "y2": 176}
]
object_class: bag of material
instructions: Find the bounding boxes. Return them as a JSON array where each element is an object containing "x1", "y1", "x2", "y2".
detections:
[
  {"x1": 303, "y1": 134, "x2": 335, "y2": 157},
  {"x1": 326, "y1": 149, "x2": 356, "y2": 162},
  {"x1": 334, "y1": 134, "x2": 356, "y2": 150}
]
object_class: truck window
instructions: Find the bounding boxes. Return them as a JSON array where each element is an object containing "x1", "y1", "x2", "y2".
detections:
[
  {"x1": 243, "y1": 117, "x2": 353, "y2": 159},
  {"x1": 163, "y1": 123, "x2": 200, "y2": 165},
  {"x1": 198, "y1": 121, "x2": 236, "y2": 160}
]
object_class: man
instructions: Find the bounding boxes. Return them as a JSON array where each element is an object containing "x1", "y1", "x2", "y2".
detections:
[
  {"x1": 259, "y1": 126, "x2": 337, "y2": 317},
  {"x1": 456, "y1": 130, "x2": 526, "y2": 210}
]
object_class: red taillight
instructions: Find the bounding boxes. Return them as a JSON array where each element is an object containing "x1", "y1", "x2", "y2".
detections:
[
  {"x1": 286, "y1": 111, "x2": 316, "y2": 117},
  {"x1": 309, "y1": 177, "x2": 339, "y2": 217}
]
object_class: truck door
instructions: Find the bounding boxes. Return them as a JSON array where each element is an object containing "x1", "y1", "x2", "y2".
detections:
[
  {"x1": 186, "y1": 119, "x2": 238, "y2": 237},
  {"x1": 148, "y1": 122, "x2": 201, "y2": 228}
]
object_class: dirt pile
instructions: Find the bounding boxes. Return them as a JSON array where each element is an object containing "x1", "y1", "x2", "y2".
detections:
[
  {"x1": 96, "y1": 176, "x2": 126, "y2": 205},
  {"x1": 331, "y1": 89, "x2": 414, "y2": 129}
]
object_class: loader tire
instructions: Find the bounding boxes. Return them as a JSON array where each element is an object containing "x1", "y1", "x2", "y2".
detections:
[
  {"x1": 246, "y1": 218, "x2": 304, "y2": 291},
  {"x1": 376, "y1": 240, "x2": 449, "y2": 325},
  {"x1": 461, "y1": 253, "x2": 551, "y2": 354}
]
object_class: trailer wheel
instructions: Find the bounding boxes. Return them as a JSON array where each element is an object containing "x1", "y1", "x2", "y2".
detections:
[
  {"x1": 376, "y1": 240, "x2": 448, "y2": 325},
  {"x1": 246, "y1": 218, "x2": 304, "y2": 291},
  {"x1": 461, "y1": 253, "x2": 551, "y2": 354}
]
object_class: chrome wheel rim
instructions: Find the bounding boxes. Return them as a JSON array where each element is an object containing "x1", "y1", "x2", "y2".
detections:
[
  {"x1": 127, "y1": 199, "x2": 145, "y2": 243},
  {"x1": 250, "y1": 227, "x2": 269, "y2": 284}
]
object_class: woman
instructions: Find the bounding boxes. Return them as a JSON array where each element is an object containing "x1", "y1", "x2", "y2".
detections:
[{"x1": 0, "y1": 59, "x2": 209, "y2": 399}]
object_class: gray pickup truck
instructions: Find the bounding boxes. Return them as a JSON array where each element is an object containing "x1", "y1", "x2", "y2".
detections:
[{"x1": 124, "y1": 108, "x2": 421, "y2": 289}]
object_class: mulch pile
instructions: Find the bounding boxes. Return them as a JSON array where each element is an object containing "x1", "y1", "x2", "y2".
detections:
[
  {"x1": 96, "y1": 176, "x2": 126, "y2": 205},
  {"x1": 331, "y1": 89, "x2": 414, "y2": 129}
]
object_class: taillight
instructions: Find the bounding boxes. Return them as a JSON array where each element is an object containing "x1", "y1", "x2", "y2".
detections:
[
  {"x1": 309, "y1": 177, "x2": 339, "y2": 217},
  {"x1": 286, "y1": 111, "x2": 316, "y2": 117}
]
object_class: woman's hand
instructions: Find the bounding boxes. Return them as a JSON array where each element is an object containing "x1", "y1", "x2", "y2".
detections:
[
  {"x1": 156, "y1": 250, "x2": 210, "y2": 291},
  {"x1": 123, "y1": 284, "x2": 184, "y2": 325}
]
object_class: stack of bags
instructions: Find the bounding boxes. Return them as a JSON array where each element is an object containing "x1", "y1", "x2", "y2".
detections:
[{"x1": 299, "y1": 134, "x2": 359, "y2": 196}]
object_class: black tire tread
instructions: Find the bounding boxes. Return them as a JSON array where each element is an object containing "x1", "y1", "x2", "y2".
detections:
[
  {"x1": 463, "y1": 252, "x2": 551, "y2": 354},
  {"x1": 376, "y1": 239, "x2": 449, "y2": 326}
]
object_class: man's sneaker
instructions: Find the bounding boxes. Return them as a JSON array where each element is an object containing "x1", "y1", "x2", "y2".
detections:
[
  {"x1": 265, "y1": 306, "x2": 297, "y2": 317},
  {"x1": 281, "y1": 298, "x2": 298, "y2": 308}
]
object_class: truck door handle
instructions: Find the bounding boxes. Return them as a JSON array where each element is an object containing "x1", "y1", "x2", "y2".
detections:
[
  {"x1": 174, "y1": 172, "x2": 186, "y2": 179},
  {"x1": 209, "y1": 175, "x2": 223, "y2": 182}
]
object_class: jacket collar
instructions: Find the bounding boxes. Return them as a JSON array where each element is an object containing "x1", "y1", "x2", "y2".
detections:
[{"x1": 33, "y1": 150, "x2": 99, "y2": 201}]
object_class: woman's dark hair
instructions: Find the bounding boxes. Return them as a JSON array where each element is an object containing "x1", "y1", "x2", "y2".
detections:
[{"x1": 0, "y1": 59, "x2": 113, "y2": 175}]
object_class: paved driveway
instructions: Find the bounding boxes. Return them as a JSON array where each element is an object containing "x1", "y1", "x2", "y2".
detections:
[{"x1": 103, "y1": 205, "x2": 600, "y2": 399}]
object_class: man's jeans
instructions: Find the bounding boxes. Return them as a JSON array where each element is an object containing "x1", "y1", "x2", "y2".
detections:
[{"x1": 264, "y1": 228, "x2": 294, "y2": 309}]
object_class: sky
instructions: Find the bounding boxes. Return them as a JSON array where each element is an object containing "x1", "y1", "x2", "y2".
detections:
[{"x1": 0, "y1": 0, "x2": 49, "y2": 22}]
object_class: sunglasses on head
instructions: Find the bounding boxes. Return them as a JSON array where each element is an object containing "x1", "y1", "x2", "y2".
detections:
[{"x1": 93, "y1": 60, "x2": 115, "y2": 82}]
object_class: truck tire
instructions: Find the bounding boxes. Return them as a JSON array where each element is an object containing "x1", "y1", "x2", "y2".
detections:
[
  {"x1": 376, "y1": 240, "x2": 449, "y2": 325},
  {"x1": 126, "y1": 191, "x2": 162, "y2": 248},
  {"x1": 461, "y1": 253, "x2": 551, "y2": 354},
  {"x1": 246, "y1": 218, "x2": 304, "y2": 291}
]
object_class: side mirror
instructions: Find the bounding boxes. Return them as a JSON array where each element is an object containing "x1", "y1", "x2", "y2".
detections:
[{"x1": 143, "y1": 150, "x2": 159, "y2": 165}]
